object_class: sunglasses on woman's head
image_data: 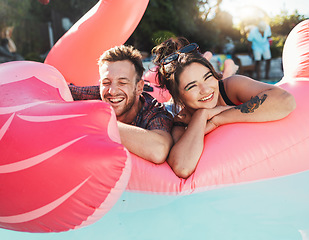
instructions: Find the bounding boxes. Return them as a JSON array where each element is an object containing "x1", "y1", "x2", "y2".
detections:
[{"x1": 160, "y1": 43, "x2": 199, "y2": 65}]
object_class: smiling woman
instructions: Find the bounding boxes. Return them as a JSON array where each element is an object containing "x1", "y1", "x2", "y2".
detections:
[{"x1": 151, "y1": 36, "x2": 295, "y2": 178}]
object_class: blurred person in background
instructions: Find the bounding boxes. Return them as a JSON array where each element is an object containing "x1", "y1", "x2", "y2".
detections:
[
  {"x1": 0, "y1": 26, "x2": 23, "y2": 63},
  {"x1": 247, "y1": 20, "x2": 272, "y2": 80}
]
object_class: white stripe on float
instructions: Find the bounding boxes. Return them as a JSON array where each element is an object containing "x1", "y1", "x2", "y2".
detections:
[
  {"x1": 17, "y1": 113, "x2": 86, "y2": 122},
  {"x1": 0, "y1": 176, "x2": 91, "y2": 223},
  {"x1": 0, "y1": 113, "x2": 15, "y2": 141},
  {"x1": 0, "y1": 136, "x2": 87, "y2": 173}
]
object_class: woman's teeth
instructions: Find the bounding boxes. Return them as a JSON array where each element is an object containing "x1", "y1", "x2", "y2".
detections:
[{"x1": 199, "y1": 93, "x2": 213, "y2": 101}]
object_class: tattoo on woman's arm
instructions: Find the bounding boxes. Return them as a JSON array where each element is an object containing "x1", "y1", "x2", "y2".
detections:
[{"x1": 235, "y1": 94, "x2": 267, "y2": 113}]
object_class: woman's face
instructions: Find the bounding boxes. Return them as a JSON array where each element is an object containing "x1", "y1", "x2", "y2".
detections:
[{"x1": 178, "y1": 62, "x2": 220, "y2": 110}]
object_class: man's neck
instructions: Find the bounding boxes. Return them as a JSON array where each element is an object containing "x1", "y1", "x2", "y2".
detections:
[{"x1": 117, "y1": 98, "x2": 143, "y2": 124}]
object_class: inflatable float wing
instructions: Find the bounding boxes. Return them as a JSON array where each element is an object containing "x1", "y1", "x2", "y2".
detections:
[
  {"x1": 0, "y1": 0, "x2": 148, "y2": 233},
  {"x1": 0, "y1": 61, "x2": 131, "y2": 232}
]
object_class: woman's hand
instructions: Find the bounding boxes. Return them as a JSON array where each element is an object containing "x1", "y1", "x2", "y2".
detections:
[
  {"x1": 204, "y1": 105, "x2": 233, "y2": 134},
  {"x1": 206, "y1": 105, "x2": 233, "y2": 119},
  {"x1": 205, "y1": 119, "x2": 218, "y2": 134},
  {"x1": 172, "y1": 108, "x2": 208, "y2": 144},
  {"x1": 174, "y1": 105, "x2": 232, "y2": 136}
]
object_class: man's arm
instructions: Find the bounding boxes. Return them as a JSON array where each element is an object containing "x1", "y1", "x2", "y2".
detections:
[
  {"x1": 68, "y1": 84, "x2": 101, "y2": 100},
  {"x1": 117, "y1": 122, "x2": 173, "y2": 164}
]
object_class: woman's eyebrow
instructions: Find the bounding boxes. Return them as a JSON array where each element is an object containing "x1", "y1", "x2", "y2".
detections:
[
  {"x1": 184, "y1": 81, "x2": 197, "y2": 90},
  {"x1": 203, "y1": 71, "x2": 212, "y2": 80},
  {"x1": 183, "y1": 71, "x2": 213, "y2": 90}
]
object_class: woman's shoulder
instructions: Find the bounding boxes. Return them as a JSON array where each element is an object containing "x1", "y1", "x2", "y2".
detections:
[
  {"x1": 223, "y1": 74, "x2": 252, "y2": 83},
  {"x1": 221, "y1": 75, "x2": 254, "y2": 105},
  {"x1": 223, "y1": 75, "x2": 257, "y2": 91}
]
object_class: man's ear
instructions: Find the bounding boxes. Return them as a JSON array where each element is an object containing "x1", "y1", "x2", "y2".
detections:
[{"x1": 136, "y1": 79, "x2": 144, "y2": 95}]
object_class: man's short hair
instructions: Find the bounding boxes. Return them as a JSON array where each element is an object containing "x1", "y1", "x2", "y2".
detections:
[{"x1": 98, "y1": 45, "x2": 145, "y2": 83}]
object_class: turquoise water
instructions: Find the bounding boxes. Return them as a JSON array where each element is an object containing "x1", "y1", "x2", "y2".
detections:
[
  {"x1": 1, "y1": 170, "x2": 309, "y2": 240},
  {"x1": 261, "y1": 79, "x2": 281, "y2": 85}
]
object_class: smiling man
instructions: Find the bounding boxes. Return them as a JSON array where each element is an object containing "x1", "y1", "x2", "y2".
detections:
[{"x1": 69, "y1": 45, "x2": 173, "y2": 164}]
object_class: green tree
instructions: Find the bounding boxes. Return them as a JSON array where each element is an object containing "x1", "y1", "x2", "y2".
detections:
[
  {"x1": 128, "y1": 0, "x2": 226, "y2": 52},
  {"x1": 0, "y1": 0, "x2": 32, "y2": 29},
  {"x1": 0, "y1": 0, "x2": 39, "y2": 59},
  {"x1": 197, "y1": 0, "x2": 222, "y2": 20},
  {"x1": 270, "y1": 10, "x2": 306, "y2": 36},
  {"x1": 207, "y1": 10, "x2": 241, "y2": 52},
  {"x1": 1, "y1": 0, "x2": 97, "y2": 61},
  {"x1": 269, "y1": 10, "x2": 307, "y2": 58},
  {"x1": 3, "y1": 0, "x2": 304, "y2": 62}
]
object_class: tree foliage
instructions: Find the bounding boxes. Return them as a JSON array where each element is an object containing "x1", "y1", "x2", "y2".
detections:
[
  {"x1": 1, "y1": 0, "x2": 97, "y2": 60},
  {"x1": 128, "y1": 0, "x2": 230, "y2": 52},
  {"x1": 29, "y1": 0, "x2": 97, "y2": 23},
  {"x1": 1, "y1": 0, "x2": 307, "y2": 61},
  {"x1": 269, "y1": 10, "x2": 307, "y2": 58},
  {"x1": 197, "y1": 0, "x2": 222, "y2": 20},
  {"x1": 270, "y1": 10, "x2": 307, "y2": 36}
]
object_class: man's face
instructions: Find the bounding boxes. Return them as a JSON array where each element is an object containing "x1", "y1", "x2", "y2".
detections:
[{"x1": 99, "y1": 60, "x2": 144, "y2": 123}]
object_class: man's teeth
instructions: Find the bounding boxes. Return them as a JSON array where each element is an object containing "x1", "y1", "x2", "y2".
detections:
[{"x1": 109, "y1": 98, "x2": 123, "y2": 103}]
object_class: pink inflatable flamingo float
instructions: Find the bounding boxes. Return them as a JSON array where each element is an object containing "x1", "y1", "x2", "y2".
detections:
[
  {"x1": 0, "y1": 0, "x2": 148, "y2": 233},
  {"x1": 1, "y1": 0, "x2": 309, "y2": 239}
]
